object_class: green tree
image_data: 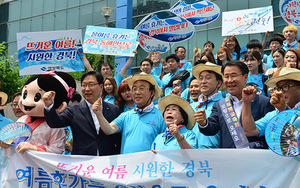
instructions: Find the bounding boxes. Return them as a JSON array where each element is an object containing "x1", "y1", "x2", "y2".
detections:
[{"x1": 0, "y1": 42, "x2": 29, "y2": 101}]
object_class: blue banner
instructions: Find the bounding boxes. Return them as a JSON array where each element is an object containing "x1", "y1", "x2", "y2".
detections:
[
  {"x1": 83, "y1": 26, "x2": 138, "y2": 57},
  {"x1": 17, "y1": 30, "x2": 84, "y2": 76}
]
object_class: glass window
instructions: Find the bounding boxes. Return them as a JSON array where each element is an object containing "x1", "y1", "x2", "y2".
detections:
[
  {"x1": 79, "y1": 4, "x2": 93, "y2": 28},
  {"x1": 54, "y1": 10, "x2": 67, "y2": 30},
  {"x1": 42, "y1": 14, "x2": 54, "y2": 31},
  {"x1": 32, "y1": 0, "x2": 43, "y2": 16},
  {"x1": 20, "y1": 18, "x2": 31, "y2": 32},
  {"x1": 56, "y1": 0, "x2": 67, "y2": 11},
  {"x1": 0, "y1": 24, "x2": 7, "y2": 43},
  {"x1": 9, "y1": 1, "x2": 21, "y2": 21},
  {"x1": 31, "y1": 16, "x2": 43, "y2": 32},
  {"x1": 20, "y1": 0, "x2": 32, "y2": 18},
  {"x1": 7, "y1": 21, "x2": 19, "y2": 42},
  {"x1": 67, "y1": 0, "x2": 79, "y2": 8},
  {"x1": 8, "y1": 42, "x2": 18, "y2": 56},
  {"x1": 67, "y1": 8, "x2": 79, "y2": 29},
  {"x1": 93, "y1": 1, "x2": 106, "y2": 25},
  {"x1": 44, "y1": 0, "x2": 55, "y2": 13}
]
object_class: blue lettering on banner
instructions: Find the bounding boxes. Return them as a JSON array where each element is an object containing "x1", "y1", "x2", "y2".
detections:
[
  {"x1": 16, "y1": 166, "x2": 33, "y2": 188},
  {"x1": 90, "y1": 32, "x2": 110, "y2": 38}
]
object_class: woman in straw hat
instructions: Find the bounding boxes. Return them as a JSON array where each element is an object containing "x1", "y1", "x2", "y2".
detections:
[{"x1": 151, "y1": 94, "x2": 197, "y2": 152}]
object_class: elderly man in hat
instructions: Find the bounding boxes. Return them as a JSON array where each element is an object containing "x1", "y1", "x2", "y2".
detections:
[
  {"x1": 242, "y1": 67, "x2": 300, "y2": 137},
  {"x1": 195, "y1": 61, "x2": 274, "y2": 149},
  {"x1": 93, "y1": 74, "x2": 166, "y2": 154},
  {"x1": 192, "y1": 62, "x2": 223, "y2": 148}
]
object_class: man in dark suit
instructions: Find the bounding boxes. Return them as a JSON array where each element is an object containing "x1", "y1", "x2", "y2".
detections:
[
  {"x1": 43, "y1": 71, "x2": 121, "y2": 156},
  {"x1": 195, "y1": 61, "x2": 274, "y2": 148}
]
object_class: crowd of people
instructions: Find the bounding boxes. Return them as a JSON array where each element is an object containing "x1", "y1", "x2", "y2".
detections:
[{"x1": 0, "y1": 24, "x2": 300, "y2": 156}]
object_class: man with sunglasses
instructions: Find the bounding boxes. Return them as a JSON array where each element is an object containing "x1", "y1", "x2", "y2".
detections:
[{"x1": 242, "y1": 68, "x2": 300, "y2": 137}]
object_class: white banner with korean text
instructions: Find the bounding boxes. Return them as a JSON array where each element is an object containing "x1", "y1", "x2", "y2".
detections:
[
  {"x1": 222, "y1": 6, "x2": 274, "y2": 36},
  {"x1": 1, "y1": 148, "x2": 300, "y2": 188}
]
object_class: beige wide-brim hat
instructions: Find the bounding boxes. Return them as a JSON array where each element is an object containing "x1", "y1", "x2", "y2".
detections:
[
  {"x1": 265, "y1": 67, "x2": 300, "y2": 88},
  {"x1": 158, "y1": 94, "x2": 195, "y2": 130},
  {"x1": 192, "y1": 62, "x2": 224, "y2": 90},
  {"x1": 0, "y1": 91, "x2": 8, "y2": 110},
  {"x1": 127, "y1": 73, "x2": 162, "y2": 101}
]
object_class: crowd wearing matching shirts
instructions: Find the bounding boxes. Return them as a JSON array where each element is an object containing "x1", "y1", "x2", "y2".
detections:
[{"x1": 1, "y1": 24, "x2": 300, "y2": 156}]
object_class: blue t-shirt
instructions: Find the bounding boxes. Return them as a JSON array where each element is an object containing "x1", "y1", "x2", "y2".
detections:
[
  {"x1": 266, "y1": 54, "x2": 274, "y2": 70},
  {"x1": 231, "y1": 51, "x2": 240, "y2": 61},
  {"x1": 103, "y1": 95, "x2": 115, "y2": 104},
  {"x1": 0, "y1": 114, "x2": 13, "y2": 128},
  {"x1": 122, "y1": 103, "x2": 136, "y2": 113},
  {"x1": 283, "y1": 41, "x2": 298, "y2": 51},
  {"x1": 114, "y1": 73, "x2": 124, "y2": 88},
  {"x1": 192, "y1": 93, "x2": 223, "y2": 148},
  {"x1": 151, "y1": 126, "x2": 197, "y2": 150},
  {"x1": 179, "y1": 60, "x2": 193, "y2": 72},
  {"x1": 151, "y1": 62, "x2": 162, "y2": 77},
  {"x1": 112, "y1": 107, "x2": 166, "y2": 154},
  {"x1": 161, "y1": 69, "x2": 190, "y2": 96}
]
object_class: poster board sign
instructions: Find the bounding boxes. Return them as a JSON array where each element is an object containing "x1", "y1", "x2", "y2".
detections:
[
  {"x1": 280, "y1": 0, "x2": 300, "y2": 27},
  {"x1": 83, "y1": 26, "x2": 138, "y2": 57},
  {"x1": 222, "y1": 6, "x2": 274, "y2": 36},
  {"x1": 17, "y1": 30, "x2": 84, "y2": 76},
  {"x1": 136, "y1": 10, "x2": 194, "y2": 43},
  {"x1": 170, "y1": 0, "x2": 220, "y2": 26},
  {"x1": 137, "y1": 32, "x2": 173, "y2": 54},
  {"x1": 2, "y1": 148, "x2": 300, "y2": 187}
]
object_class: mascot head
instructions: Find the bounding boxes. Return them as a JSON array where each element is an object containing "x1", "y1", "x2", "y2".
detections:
[{"x1": 19, "y1": 71, "x2": 76, "y2": 117}]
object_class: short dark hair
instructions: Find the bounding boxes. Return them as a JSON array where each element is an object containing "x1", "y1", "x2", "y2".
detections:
[
  {"x1": 81, "y1": 71, "x2": 104, "y2": 85},
  {"x1": 246, "y1": 39, "x2": 262, "y2": 50},
  {"x1": 165, "y1": 54, "x2": 180, "y2": 63},
  {"x1": 71, "y1": 91, "x2": 82, "y2": 103},
  {"x1": 140, "y1": 58, "x2": 153, "y2": 67},
  {"x1": 12, "y1": 92, "x2": 22, "y2": 102},
  {"x1": 100, "y1": 62, "x2": 113, "y2": 70},
  {"x1": 204, "y1": 41, "x2": 215, "y2": 49},
  {"x1": 221, "y1": 60, "x2": 249, "y2": 75},
  {"x1": 175, "y1": 46, "x2": 186, "y2": 53},
  {"x1": 269, "y1": 35, "x2": 284, "y2": 46},
  {"x1": 195, "y1": 59, "x2": 207, "y2": 66}
]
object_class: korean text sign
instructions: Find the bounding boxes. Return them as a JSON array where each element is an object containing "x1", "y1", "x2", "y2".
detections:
[
  {"x1": 222, "y1": 6, "x2": 274, "y2": 36},
  {"x1": 17, "y1": 30, "x2": 84, "y2": 76},
  {"x1": 280, "y1": 0, "x2": 300, "y2": 27},
  {"x1": 83, "y1": 26, "x2": 138, "y2": 57},
  {"x1": 2, "y1": 148, "x2": 300, "y2": 187}
]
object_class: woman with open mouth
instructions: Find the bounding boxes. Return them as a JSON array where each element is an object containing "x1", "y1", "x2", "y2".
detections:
[{"x1": 150, "y1": 94, "x2": 197, "y2": 153}]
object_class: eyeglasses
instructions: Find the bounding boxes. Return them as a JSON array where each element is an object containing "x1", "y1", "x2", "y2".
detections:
[
  {"x1": 223, "y1": 74, "x2": 243, "y2": 80},
  {"x1": 11, "y1": 103, "x2": 19, "y2": 108},
  {"x1": 274, "y1": 84, "x2": 300, "y2": 92},
  {"x1": 132, "y1": 86, "x2": 149, "y2": 93},
  {"x1": 81, "y1": 83, "x2": 99, "y2": 88}
]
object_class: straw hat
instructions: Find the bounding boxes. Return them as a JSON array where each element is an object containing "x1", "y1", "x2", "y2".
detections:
[
  {"x1": 192, "y1": 62, "x2": 224, "y2": 90},
  {"x1": 0, "y1": 91, "x2": 8, "y2": 110},
  {"x1": 265, "y1": 67, "x2": 300, "y2": 88},
  {"x1": 158, "y1": 94, "x2": 195, "y2": 130},
  {"x1": 127, "y1": 73, "x2": 162, "y2": 101}
]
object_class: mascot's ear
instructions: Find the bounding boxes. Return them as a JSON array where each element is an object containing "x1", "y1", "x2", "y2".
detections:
[{"x1": 55, "y1": 101, "x2": 67, "y2": 114}]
